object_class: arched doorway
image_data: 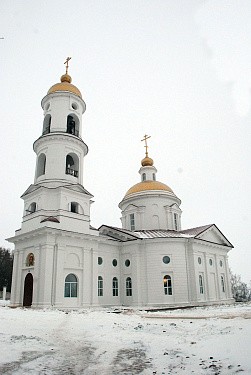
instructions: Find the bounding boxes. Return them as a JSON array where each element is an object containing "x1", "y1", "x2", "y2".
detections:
[{"x1": 23, "y1": 273, "x2": 33, "y2": 307}]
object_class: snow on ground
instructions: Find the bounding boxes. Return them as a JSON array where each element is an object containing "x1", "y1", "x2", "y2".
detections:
[{"x1": 0, "y1": 302, "x2": 251, "y2": 374}]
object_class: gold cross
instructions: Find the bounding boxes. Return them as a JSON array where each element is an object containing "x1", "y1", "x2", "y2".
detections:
[
  {"x1": 141, "y1": 134, "x2": 151, "y2": 157},
  {"x1": 64, "y1": 57, "x2": 72, "y2": 74}
]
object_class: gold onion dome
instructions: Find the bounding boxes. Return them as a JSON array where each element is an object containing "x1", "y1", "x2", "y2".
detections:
[
  {"x1": 141, "y1": 156, "x2": 153, "y2": 166},
  {"x1": 125, "y1": 181, "x2": 174, "y2": 197},
  {"x1": 48, "y1": 73, "x2": 82, "y2": 98}
]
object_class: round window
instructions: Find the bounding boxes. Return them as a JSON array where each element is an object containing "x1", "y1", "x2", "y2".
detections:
[
  {"x1": 98, "y1": 257, "x2": 103, "y2": 265},
  {"x1": 72, "y1": 102, "x2": 78, "y2": 110},
  {"x1": 198, "y1": 257, "x2": 202, "y2": 265},
  {"x1": 162, "y1": 256, "x2": 170, "y2": 264},
  {"x1": 209, "y1": 259, "x2": 213, "y2": 266},
  {"x1": 112, "y1": 259, "x2": 117, "y2": 267},
  {"x1": 125, "y1": 259, "x2": 130, "y2": 267},
  {"x1": 220, "y1": 260, "x2": 223, "y2": 267}
]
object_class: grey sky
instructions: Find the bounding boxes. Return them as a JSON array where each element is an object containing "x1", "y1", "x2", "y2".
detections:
[{"x1": 1, "y1": 1, "x2": 250, "y2": 282}]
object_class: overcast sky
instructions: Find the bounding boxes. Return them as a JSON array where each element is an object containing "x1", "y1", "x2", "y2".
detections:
[{"x1": 1, "y1": 0, "x2": 250, "y2": 283}]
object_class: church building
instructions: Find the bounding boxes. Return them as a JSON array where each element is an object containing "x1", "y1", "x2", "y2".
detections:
[{"x1": 8, "y1": 61, "x2": 234, "y2": 308}]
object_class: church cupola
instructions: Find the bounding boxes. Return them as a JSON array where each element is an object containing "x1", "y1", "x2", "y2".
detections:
[
  {"x1": 41, "y1": 57, "x2": 86, "y2": 137},
  {"x1": 139, "y1": 134, "x2": 157, "y2": 182},
  {"x1": 119, "y1": 135, "x2": 182, "y2": 231}
]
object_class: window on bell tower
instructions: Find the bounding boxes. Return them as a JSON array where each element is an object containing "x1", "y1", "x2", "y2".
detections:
[
  {"x1": 27, "y1": 202, "x2": 37, "y2": 214},
  {"x1": 67, "y1": 114, "x2": 79, "y2": 136},
  {"x1": 65, "y1": 153, "x2": 79, "y2": 177},
  {"x1": 142, "y1": 173, "x2": 146, "y2": 181},
  {"x1": 70, "y1": 202, "x2": 78, "y2": 213},
  {"x1": 37, "y1": 153, "x2": 46, "y2": 178},
  {"x1": 42, "y1": 114, "x2": 51, "y2": 135}
]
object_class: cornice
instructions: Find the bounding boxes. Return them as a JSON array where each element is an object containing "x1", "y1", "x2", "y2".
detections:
[{"x1": 33, "y1": 132, "x2": 88, "y2": 153}]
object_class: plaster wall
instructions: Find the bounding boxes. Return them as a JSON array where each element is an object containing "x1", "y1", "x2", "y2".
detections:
[{"x1": 121, "y1": 194, "x2": 181, "y2": 231}]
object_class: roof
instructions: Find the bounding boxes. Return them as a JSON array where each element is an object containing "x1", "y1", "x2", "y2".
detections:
[
  {"x1": 21, "y1": 183, "x2": 93, "y2": 198},
  {"x1": 47, "y1": 74, "x2": 82, "y2": 98},
  {"x1": 134, "y1": 224, "x2": 213, "y2": 239},
  {"x1": 125, "y1": 180, "x2": 174, "y2": 197},
  {"x1": 99, "y1": 224, "x2": 233, "y2": 247}
]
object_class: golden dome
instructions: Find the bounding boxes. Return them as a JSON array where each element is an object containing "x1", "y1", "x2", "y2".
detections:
[
  {"x1": 125, "y1": 180, "x2": 174, "y2": 196},
  {"x1": 141, "y1": 156, "x2": 153, "y2": 166},
  {"x1": 47, "y1": 73, "x2": 82, "y2": 98}
]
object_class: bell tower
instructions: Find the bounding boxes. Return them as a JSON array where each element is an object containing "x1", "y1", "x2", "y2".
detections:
[
  {"x1": 20, "y1": 58, "x2": 93, "y2": 234},
  {"x1": 8, "y1": 60, "x2": 99, "y2": 308}
]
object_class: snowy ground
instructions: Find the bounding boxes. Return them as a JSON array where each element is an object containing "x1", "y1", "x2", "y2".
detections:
[{"x1": 0, "y1": 302, "x2": 251, "y2": 374}]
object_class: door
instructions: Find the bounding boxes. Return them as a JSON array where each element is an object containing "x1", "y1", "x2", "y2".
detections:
[{"x1": 23, "y1": 273, "x2": 33, "y2": 307}]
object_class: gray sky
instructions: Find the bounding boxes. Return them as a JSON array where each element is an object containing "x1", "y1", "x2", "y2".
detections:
[{"x1": 1, "y1": 0, "x2": 250, "y2": 283}]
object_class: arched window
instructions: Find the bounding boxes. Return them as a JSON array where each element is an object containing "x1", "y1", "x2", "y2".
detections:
[
  {"x1": 142, "y1": 173, "x2": 146, "y2": 181},
  {"x1": 126, "y1": 277, "x2": 132, "y2": 296},
  {"x1": 42, "y1": 114, "x2": 51, "y2": 135},
  {"x1": 64, "y1": 274, "x2": 78, "y2": 297},
  {"x1": 26, "y1": 253, "x2": 35, "y2": 267},
  {"x1": 69, "y1": 202, "x2": 84, "y2": 214},
  {"x1": 152, "y1": 173, "x2": 156, "y2": 181},
  {"x1": 67, "y1": 114, "x2": 79, "y2": 136},
  {"x1": 199, "y1": 275, "x2": 204, "y2": 294},
  {"x1": 27, "y1": 202, "x2": 36, "y2": 214},
  {"x1": 163, "y1": 275, "x2": 172, "y2": 295},
  {"x1": 70, "y1": 202, "x2": 78, "y2": 213},
  {"x1": 113, "y1": 277, "x2": 118, "y2": 296},
  {"x1": 221, "y1": 275, "x2": 225, "y2": 292},
  {"x1": 98, "y1": 276, "x2": 103, "y2": 296},
  {"x1": 37, "y1": 153, "x2": 46, "y2": 178},
  {"x1": 65, "y1": 153, "x2": 79, "y2": 177}
]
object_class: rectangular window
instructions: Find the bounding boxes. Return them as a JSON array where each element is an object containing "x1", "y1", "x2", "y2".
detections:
[
  {"x1": 130, "y1": 213, "x2": 135, "y2": 231},
  {"x1": 199, "y1": 275, "x2": 204, "y2": 294},
  {"x1": 113, "y1": 278, "x2": 118, "y2": 296},
  {"x1": 98, "y1": 276, "x2": 103, "y2": 297},
  {"x1": 221, "y1": 275, "x2": 225, "y2": 293},
  {"x1": 174, "y1": 213, "x2": 178, "y2": 231}
]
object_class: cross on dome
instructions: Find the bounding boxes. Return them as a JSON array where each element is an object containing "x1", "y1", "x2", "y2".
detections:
[
  {"x1": 47, "y1": 57, "x2": 83, "y2": 98},
  {"x1": 141, "y1": 134, "x2": 153, "y2": 166},
  {"x1": 141, "y1": 134, "x2": 151, "y2": 157},
  {"x1": 64, "y1": 57, "x2": 72, "y2": 75}
]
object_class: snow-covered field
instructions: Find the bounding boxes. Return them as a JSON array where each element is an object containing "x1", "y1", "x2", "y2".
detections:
[{"x1": 0, "y1": 302, "x2": 251, "y2": 374}]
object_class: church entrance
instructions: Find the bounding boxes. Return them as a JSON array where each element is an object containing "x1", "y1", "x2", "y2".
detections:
[{"x1": 23, "y1": 273, "x2": 33, "y2": 307}]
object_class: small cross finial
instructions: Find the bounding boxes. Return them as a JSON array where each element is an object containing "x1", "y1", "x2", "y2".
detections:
[
  {"x1": 64, "y1": 57, "x2": 72, "y2": 75},
  {"x1": 141, "y1": 134, "x2": 151, "y2": 157}
]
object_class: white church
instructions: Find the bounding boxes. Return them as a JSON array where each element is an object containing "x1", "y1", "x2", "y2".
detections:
[{"x1": 8, "y1": 61, "x2": 234, "y2": 309}]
